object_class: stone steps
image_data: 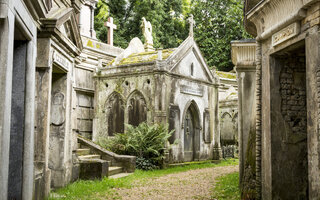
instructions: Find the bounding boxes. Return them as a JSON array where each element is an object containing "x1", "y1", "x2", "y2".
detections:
[
  {"x1": 108, "y1": 173, "x2": 133, "y2": 179},
  {"x1": 78, "y1": 154, "x2": 101, "y2": 160},
  {"x1": 75, "y1": 148, "x2": 91, "y2": 156},
  {"x1": 108, "y1": 166, "x2": 123, "y2": 176}
]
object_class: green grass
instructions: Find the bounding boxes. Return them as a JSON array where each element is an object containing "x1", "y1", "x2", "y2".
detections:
[
  {"x1": 211, "y1": 172, "x2": 240, "y2": 200},
  {"x1": 49, "y1": 159, "x2": 238, "y2": 200}
]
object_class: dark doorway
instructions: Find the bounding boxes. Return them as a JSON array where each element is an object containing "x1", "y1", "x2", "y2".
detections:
[
  {"x1": 128, "y1": 91, "x2": 147, "y2": 127},
  {"x1": 270, "y1": 44, "x2": 308, "y2": 199},
  {"x1": 8, "y1": 24, "x2": 28, "y2": 200},
  {"x1": 106, "y1": 93, "x2": 125, "y2": 136},
  {"x1": 183, "y1": 102, "x2": 200, "y2": 162}
]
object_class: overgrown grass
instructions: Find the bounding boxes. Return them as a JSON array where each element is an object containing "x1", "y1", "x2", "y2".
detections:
[
  {"x1": 49, "y1": 159, "x2": 238, "y2": 200},
  {"x1": 211, "y1": 172, "x2": 240, "y2": 200}
]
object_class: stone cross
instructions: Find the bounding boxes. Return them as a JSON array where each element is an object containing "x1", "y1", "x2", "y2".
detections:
[
  {"x1": 187, "y1": 14, "x2": 195, "y2": 37},
  {"x1": 104, "y1": 17, "x2": 117, "y2": 46}
]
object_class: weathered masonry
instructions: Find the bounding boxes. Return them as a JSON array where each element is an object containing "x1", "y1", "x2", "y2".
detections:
[
  {"x1": 235, "y1": 0, "x2": 320, "y2": 199},
  {"x1": 0, "y1": 0, "x2": 38, "y2": 199},
  {"x1": 95, "y1": 35, "x2": 222, "y2": 162}
]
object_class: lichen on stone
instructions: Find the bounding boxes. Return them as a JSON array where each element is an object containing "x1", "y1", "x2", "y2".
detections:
[{"x1": 216, "y1": 71, "x2": 236, "y2": 79}]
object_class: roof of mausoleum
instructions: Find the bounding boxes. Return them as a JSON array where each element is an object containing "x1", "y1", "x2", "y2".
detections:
[
  {"x1": 216, "y1": 71, "x2": 236, "y2": 80},
  {"x1": 108, "y1": 48, "x2": 176, "y2": 66}
]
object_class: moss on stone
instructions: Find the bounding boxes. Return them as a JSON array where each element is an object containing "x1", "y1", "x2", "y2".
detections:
[
  {"x1": 114, "y1": 78, "x2": 124, "y2": 94},
  {"x1": 216, "y1": 71, "x2": 237, "y2": 79},
  {"x1": 87, "y1": 40, "x2": 94, "y2": 48}
]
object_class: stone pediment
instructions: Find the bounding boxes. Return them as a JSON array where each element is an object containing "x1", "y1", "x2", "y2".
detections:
[
  {"x1": 40, "y1": 7, "x2": 82, "y2": 53},
  {"x1": 168, "y1": 37, "x2": 215, "y2": 83}
]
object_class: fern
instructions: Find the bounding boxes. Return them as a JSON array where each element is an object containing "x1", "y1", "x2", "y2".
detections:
[{"x1": 97, "y1": 122, "x2": 175, "y2": 168}]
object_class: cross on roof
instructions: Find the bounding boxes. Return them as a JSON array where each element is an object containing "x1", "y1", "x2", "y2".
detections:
[
  {"x1": 187, "y1": 14, "x2": 195, "y2": 37},
  {"x1": 104, "y1": 17, "x2": 117, "y2": 46}
]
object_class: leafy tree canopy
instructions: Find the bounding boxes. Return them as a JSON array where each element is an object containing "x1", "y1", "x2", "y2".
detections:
[{"x1": 94, "y1": 0, "x2": 251, "y2": 71}]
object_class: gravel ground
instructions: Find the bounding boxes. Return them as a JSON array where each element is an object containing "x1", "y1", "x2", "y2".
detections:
[{"x1": 101, "y1": 165, "x2": 238, "y2": 200}]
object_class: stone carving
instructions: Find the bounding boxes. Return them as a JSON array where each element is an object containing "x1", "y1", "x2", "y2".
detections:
[
  {"x1": 272, "y1": 23, "x2": 299, "y2": 46},
  {"x1": 51, "y1": 92, "x2": 65, "y2": 126},
  {"x1": 112, "y1": 37, "x2": 145, "y2": 66},
  {"x1": 141, "y1": 17, "x2": 153, "y2": 51},
  {"x1": 187, "y1": 14, "x2": 195, "y2": 37},
  {"x1": 180, "y1": 84, "x2": 204, "y2": 97}
]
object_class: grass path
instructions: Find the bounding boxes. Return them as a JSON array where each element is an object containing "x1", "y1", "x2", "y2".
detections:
[
  {"x1": 50, "y1": 159, "x2": 239, "y2": 200},
  {"x1": 105, "y1": 165, "x2": 238, "y2": 200}
]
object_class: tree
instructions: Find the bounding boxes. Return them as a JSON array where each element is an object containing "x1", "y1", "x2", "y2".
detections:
[
  {"x1": 94, "y1": 0, "x2": 251, "y2": 71},
  {"x1": 94, "y1": 0, "x2": 188, "y2": 49},
  {"x1": 191, "y1": 0, "x2": 251, "y2": 71}
]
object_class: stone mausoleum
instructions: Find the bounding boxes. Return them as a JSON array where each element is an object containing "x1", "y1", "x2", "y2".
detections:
[
  {"x1": 0, "y1": 0, "x2": 224, "y2": 199},
  {"x1": 94, "y1": 20, "x2": 221, "y2": 162},
  {"x1": 233, "y1": 0, "x2": 320, "y2": 199}
]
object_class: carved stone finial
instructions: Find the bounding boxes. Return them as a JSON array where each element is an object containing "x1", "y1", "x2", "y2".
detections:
[
  {"x1": 141, "y1": 17, "x2": 154, "y2": 51},
  {"x1": 187, "y1": 14, "x2": 195, "y2": 37}
]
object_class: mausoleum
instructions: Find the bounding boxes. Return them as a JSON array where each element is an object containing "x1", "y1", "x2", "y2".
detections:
[{"x1": 94, "y1": 18, "x2": 221, "y2": 162}]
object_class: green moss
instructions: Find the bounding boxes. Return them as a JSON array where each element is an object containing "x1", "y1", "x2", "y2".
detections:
[
  {"x1": 118, "y1": 49, "x2": 175, "y2": 65},
  {"x1": 86, "y1": 40, "x2": 94, "y2": 48},
  {"x1": 114, "y1": 78, "x2": 124, "y2": 94},
  {"x1": 216, "y1": 71, "x2": 236, "y2": 79}
]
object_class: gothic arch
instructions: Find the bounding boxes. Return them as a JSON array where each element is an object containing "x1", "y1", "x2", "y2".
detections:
[
  {"x1": 126, "y1": 90, "x2": 148, "y2": 127},
  {"x1": 181, "y1": 100, "x2": 201, "y2": 161},
  {"x1": 221, "y1": 112, "x2": 232, "y2": 119},
  {"x1": 105, "y1": 92, "x2": 125, "y2": 136},
  {"x1": 181, "y1": 100, "x2": 201, "y2": 129}
]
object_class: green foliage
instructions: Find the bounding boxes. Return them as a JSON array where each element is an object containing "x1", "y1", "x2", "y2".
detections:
[
  {"x1": 211, "y1": 172, "x2": 241, "y2": 200},
  {"x1": 98, "y1": 123, "x2": 174, "y2": 167},
  {"x1": 136, "y1": 157, "x2": 159, "y2": 170},
  {"x1": 94, "y1": 0, "x2": 188, "y2": 49},
  {"x1": 94, "y1": 0, "x2": 251, "y2": 71},
  {"x1": 49, "y1": 159, "x2": 238, "y2": 200},
  {"x1": 191, "y1": 0, "x2": 252, "y2": 71}
]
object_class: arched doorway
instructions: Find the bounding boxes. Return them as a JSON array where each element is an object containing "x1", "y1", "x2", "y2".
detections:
[{"x1": 183, "y1": 102, "x2": 200, "y2": 162}]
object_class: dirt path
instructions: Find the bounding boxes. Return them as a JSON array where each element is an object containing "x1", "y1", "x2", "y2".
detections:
[{"x1": 105, "y1": 165, "x2": 238, "y2": 200}]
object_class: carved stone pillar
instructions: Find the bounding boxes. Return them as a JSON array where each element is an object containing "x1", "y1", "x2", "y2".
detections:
[{"x1": 231, "y1": 40, "x2": 257, "y2": 198}]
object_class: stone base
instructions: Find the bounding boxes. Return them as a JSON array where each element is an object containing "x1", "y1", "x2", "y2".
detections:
[
  {"x1": 79, "y1": 159, "x2": 108, "y2": 180},
  {"x1": 213, "y1": 147, "x2": 222, "y2": 160}
]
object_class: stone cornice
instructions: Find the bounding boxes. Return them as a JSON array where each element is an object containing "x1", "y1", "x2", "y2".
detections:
[
  {"x1": 231, "y1": 40, "x2": 256, "y2": 69},
  {"x1": 244, "y1": 0, "x2": 320, "y2": 39}
]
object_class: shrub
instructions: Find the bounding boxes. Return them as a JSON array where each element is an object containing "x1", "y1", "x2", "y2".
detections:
[
  {"x1": 135, "y1": 157, "x2": 159, "y2": 170},
  {"x1": 98, "y1": 123, "x2": 174, "y2": 169}
]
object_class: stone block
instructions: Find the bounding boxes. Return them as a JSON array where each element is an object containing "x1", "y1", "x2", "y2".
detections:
[{"x1": 79, "y1": 160, "x2": 108, "y2": 180}]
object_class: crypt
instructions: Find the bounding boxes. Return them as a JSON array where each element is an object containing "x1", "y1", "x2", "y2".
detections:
[{"x1": 94, "y1": 16, "x2": 222, "y2": 162}]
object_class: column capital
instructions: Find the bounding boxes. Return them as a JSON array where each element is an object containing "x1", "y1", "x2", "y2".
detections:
[{"x1": 231, "y1": 39, "x2": 257, "y2": 71}]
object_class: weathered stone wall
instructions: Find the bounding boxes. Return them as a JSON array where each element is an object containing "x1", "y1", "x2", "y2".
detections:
[
  {"x1": 280, "y1": 57, "x2": 307, "y2": 136},
  {"x1": 270, "y1": 52, "x2": 308, "y2": 200}
]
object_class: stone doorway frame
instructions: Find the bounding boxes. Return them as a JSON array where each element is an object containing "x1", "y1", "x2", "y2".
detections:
[
  {"x1": 0, "y1": 1, "x2": 37, "y2": 198},
  {"x1": 268, "y1": 41, "x2": 308, "y2": 199},
  {"x1": 182, "y1": 100, "x2": 201, "y2": 161}
]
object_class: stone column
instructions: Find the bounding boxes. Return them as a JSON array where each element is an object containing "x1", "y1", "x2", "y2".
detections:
[
  {"x1": 231, "y1": 40, "x2": 257, "y2": 198},
  {"x1": 34, "y1": 38, "x2": 53, "y2": 199},
  {"x1": 306, "y1": 28, "x2": 320, "y2": 200},
  {"x1": 0, "y1": 9, "x2": 15, "y2": 200}
]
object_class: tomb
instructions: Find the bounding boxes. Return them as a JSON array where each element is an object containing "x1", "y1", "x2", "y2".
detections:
[
  {"x1": 233, "y1": 0, "x2": 320, "y2": 199},
  {"x1": 217, "y1": 71, "x2": 238, "y2": 158},
  {"x1": 94, "y1": 18, "x2": 221, "y2": 162}
]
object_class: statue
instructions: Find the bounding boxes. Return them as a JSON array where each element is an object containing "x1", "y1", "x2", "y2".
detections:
[{"x1": 141, "y1": 17, "x2": 154, "y2": 51}]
